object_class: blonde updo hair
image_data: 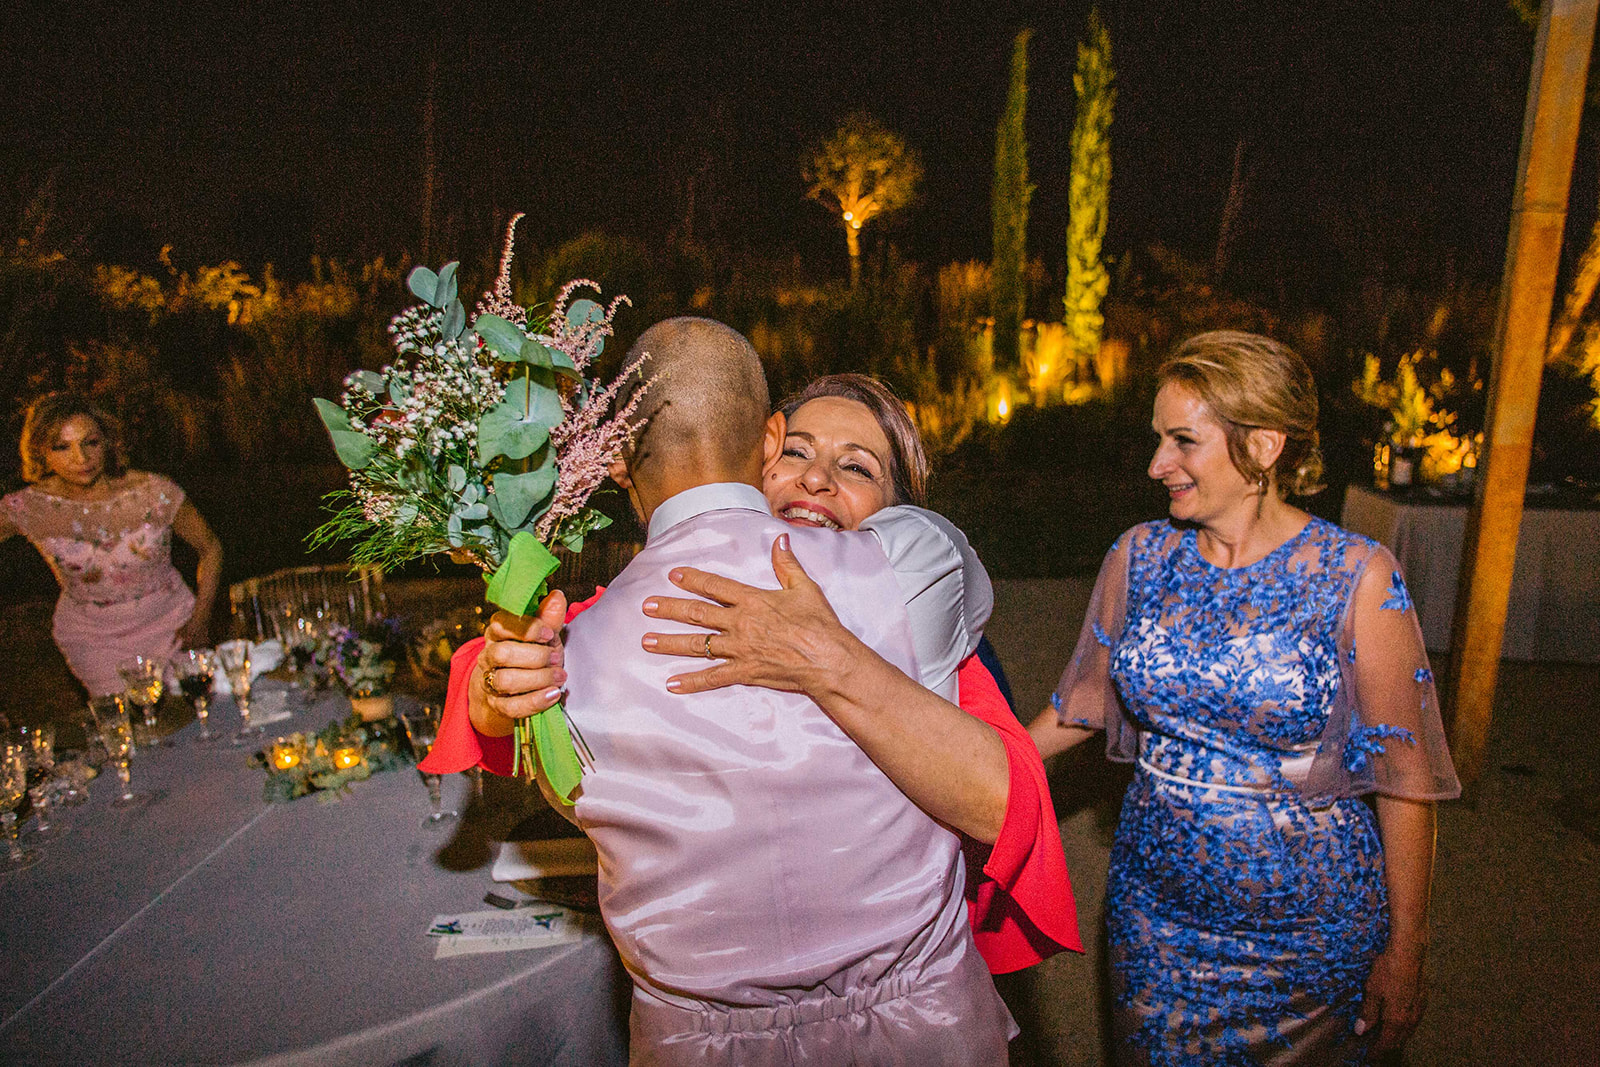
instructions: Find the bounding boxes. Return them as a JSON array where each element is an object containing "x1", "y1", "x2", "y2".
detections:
[
  {"x1": 19, "y1": 392, "x2": 128, "y2": 484},
  {"x1": 1158, "y1": 331, "x2": 1324, "y2": 497}
]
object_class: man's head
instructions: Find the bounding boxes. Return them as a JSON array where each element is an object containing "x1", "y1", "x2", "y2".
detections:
[{"x1": 610, "y1": 317, "x2": 771, "y2": 520}]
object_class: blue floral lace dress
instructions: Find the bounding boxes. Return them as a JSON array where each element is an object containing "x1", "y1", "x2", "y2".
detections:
[{"x1": 1053, "y1": 518, "x2": 1459, "y2": 1066}]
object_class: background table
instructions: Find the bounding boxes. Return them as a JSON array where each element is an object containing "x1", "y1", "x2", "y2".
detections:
[
  {"x1": 0, "y1": 691, "x2": 629, "y2": 1066},
  {"x1": 1341, "y1": 485, "x2": 1600, "y2": 663}
]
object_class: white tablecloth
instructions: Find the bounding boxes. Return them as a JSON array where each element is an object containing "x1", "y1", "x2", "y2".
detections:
[{"x1": 1340, "y1": 485, "x2": 1600, "y2": 663}]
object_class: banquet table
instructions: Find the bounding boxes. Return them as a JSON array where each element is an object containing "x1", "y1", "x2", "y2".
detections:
[
  {"x1": 1341, "y1": 484, "x2": 1600, "y2": 663},
  {"x1": 0, "y1": 690, "x2": 630, "y2": 1066}
]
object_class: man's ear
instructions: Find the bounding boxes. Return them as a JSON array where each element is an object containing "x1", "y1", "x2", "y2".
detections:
[
  {"x1": 762, "y1": 412, "x2": 787, "y2": 471},
  {"x1": 608, "y1": 456, "x2": 632, "y2": 489}
]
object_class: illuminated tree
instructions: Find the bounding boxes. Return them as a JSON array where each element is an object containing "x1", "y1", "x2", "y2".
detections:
[
  {"x1": 992, "y1": 30, "x2": 1035, "y2": 368},
  {"x1": 805, "y1": 114, "x2": 922, "y2": 287},
  {"x1": 1066, "y1": 8, "x2": 1115, "y2": 376}
]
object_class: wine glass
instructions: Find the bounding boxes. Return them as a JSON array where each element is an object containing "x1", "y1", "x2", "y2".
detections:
[
  {"x1": 400, "y1": 705, "x2": 457, "y2": 827},
  {"x1": 218, "y1": 643, "x2": 261, "y2": 745},
  {"x1": 174, "y1": 649, "x2": 219, "y2": 743},
  {"x1": 1, "y1": 742, "x2": 41, "y2": 871},
  {"x1": 98, "y1": 709, "x2": 145, "y2": 808},
  {"x1": 119, "y1": 655, "x2": 169, "y2": 749},
  {"x1": 18, "y1": 724, "x2": 63, "y2": 841}
]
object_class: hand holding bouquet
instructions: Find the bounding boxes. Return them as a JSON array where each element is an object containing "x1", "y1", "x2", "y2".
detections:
[{"x1": 312, "y1": 217, "x2": 648, "y2": 800}]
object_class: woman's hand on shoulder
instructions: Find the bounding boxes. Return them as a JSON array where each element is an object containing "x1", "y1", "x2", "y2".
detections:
[{"x1": 640, "y1": 533, "x2": 859, "y2": 696}]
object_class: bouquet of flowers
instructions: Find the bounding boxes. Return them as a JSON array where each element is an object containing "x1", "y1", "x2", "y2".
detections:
[{"x1": 311, "y1": 217, "x2": 649, "y2": 800}]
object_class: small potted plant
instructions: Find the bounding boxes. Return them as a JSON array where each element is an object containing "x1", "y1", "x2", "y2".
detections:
[{"x1": 321, "y1": 618, "x2": 405, "y2": 721}]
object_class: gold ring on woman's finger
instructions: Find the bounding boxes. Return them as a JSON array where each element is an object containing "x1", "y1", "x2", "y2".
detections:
[
  {"x1": 484, "y1": 666, "x2": 503, "y2": 697},
  {"x1": 702, "y1": 633, "x2": 715, "y2": 659}
]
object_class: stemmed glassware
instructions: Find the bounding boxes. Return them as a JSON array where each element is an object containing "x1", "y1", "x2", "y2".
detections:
[
  {"x1": 18, "y1": 724, "x2": 63, "y2": 842},
  {"x1": 1, "y1": 742, "x2": 41, "y2": 870},
  {"x1": 98, "y1": 708, "x2": 145, "y2": 808},
  {"x1": 218, "y1": 643, "x2": 261, "y2": 745},
  {"x1": 119, "y1": 655, "x2": 169, "y2": 749},
  {"x1": 174, "y1": 649, "x2": 219, "y2": 743},
  {"x1": 400, "y1": 705, "x2": 457, "y2": 827}
]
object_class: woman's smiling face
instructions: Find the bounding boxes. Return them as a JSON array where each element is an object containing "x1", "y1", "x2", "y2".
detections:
[
  {"x1": 763, "y1": 396, "x2": 895, "y2": 531},
  {"x1": 1147, "y1": 382, "x2": 1254, "y2": 527}
]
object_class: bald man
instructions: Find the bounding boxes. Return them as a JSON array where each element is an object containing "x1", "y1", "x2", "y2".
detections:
[{"x1": 454, "y1": 318, "x2": 1013, "y2": 1065}]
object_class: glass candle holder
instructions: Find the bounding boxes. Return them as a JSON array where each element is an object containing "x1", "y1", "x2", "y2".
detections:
[
  {"x1": 330, "y1": 740, "x2": 364, "y2": 771},
  {"x1": 269, "y1": 737, "x2": 303, "y2": 771}
]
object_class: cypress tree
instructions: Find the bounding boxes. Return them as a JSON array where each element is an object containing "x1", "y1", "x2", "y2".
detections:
[
  {"x1": 991, "y1": 29, "x2": 1034, "y2": 369},
  {"x1": 1066, "y1": 8, "x2": 1115, "y2": 379}
]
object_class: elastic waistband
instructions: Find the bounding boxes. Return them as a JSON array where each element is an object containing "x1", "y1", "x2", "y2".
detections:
[{"x1": 637, "y1": 970, "x2": 918, "y2": 1036}]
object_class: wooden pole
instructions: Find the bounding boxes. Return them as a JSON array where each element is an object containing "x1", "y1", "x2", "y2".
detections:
[{"x1": 1443, "y1": 0, "x2": 1599, "y2": 793}]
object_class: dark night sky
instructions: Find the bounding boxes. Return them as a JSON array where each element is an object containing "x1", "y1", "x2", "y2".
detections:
[{"x1": 1, "y1": 1, "x2": 1549, "y2": 293}]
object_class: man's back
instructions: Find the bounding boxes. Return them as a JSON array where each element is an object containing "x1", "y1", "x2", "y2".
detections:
[{"x1": 565, "y1": 504, "x2": 966, "y2": 1005}]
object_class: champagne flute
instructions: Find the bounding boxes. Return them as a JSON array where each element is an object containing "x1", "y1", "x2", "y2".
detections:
[
  {"x1": 174, "y1": 649, "x2": 219, "y2": 743},
  {"x1": 400, "y1": 705, "x2": 457, "y2": 827},
  {"x1": 99, "y1": 710, "x2": 144, "y2": 808},
  {"x1": 119, "y1": 655, "x2": 169, "y2": 749},
  {"x1": 218, "y1": 643, "x2": 261, "y2": 744},
  {"x1": 1, "y1": 743, "x2": 41, "y2": 870}
]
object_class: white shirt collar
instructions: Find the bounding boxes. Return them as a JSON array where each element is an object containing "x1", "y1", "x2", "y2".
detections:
[{"x1": 646, "y1": 482, "x2": 770, "y2": 541}]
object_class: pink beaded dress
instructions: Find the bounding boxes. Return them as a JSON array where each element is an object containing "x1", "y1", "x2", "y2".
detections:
[{"x1": 2, "y1": 473, "x2": 195, "y2": 696}]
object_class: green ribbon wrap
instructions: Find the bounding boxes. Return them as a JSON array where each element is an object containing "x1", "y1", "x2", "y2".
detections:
[{"x1": 483, "y1": 532, "x2": 583, "y2": 804}]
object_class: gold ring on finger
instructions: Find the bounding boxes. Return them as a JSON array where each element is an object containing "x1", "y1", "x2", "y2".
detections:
[
  {"x1": 485, "y1": 666, "x2": 503, "y2": 697},
  {"x1": 702, "y1": 633, "x2": 715, "y2": 659}
]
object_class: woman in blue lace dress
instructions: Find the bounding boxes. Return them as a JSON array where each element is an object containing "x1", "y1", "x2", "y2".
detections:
[{"x1": 1030, "y1": 332, "x2": 1459, "y2": 1066}]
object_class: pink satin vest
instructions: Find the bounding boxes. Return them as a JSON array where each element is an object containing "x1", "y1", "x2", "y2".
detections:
[{"x1": 564, "y1": 506, "x2": 977, "y2": 1010}]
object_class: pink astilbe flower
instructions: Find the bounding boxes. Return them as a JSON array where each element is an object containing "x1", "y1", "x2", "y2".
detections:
[
  {"x1": 476, "y1": 214, "x2": 528, "y2": 329},
  {"x1": 537, "y1": 362, "x2": 652, "y2": 542},
  {"x1": 546, "y1": 280, "x2": 630, "y2": 374}
]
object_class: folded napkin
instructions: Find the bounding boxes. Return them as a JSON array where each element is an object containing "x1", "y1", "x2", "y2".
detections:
[
  {"x1": 491, "y1": 837, "x2": 599, "y2": 882},
  {"x1": 212, "y1": 640, "x2": 285, "y2": 695}
]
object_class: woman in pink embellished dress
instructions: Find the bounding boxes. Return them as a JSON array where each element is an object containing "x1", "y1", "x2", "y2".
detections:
[{"x1": 1, "y1": 393, "x2": 222, "y2": 697}]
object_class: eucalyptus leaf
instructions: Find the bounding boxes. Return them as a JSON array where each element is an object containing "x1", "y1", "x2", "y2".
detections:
[
  {"x1": 566, "y1": 298, "x2": 604, "y2": 327},
  {"x1": 408, "y1": 266, "x2": 438, "y2": 305},
  {"x1": 520, "y1": 338, "x2": 557, "y2": 369},
  {"x1": 396, "y1": 502, "x2": 419, "y2": 524},
  {"x1": 434, "y1": 262, "x2": 460, "y2": 309},
  {"x1": 447, "y1": 512, "x2": 464, "y2": 547},
  {"x1": 458, "y1": 502, "x2": 490, "y2": 521},
  {"x1": 491, "y1": 459, "x2": 558, "y2": 528},
  {"x1": 447, "y1": 465, "x2": 467, "y2": 493},
  {"x1": 441, "y1": 300, "x2": 467, "y2": 341},
  {"x1": 473, "y1": 314, "x2": 528, "y2": 361},
  {"x1": 314, "y1": 398, "x2": 376, "y2": 470},
  {"x1": 349, "y1": 369, "x2": 386, "y2": 394},
  {"x1": 477, "y1": 380, "x2": 562, "y2": 463}
]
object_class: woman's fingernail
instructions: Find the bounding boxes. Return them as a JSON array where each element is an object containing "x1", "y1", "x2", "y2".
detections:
[
  {"x1": 643, "y1": 599, "x2": 658, "y2": 614},
  {"x1": 1353, "y1": 1020, "x2": 1368, "y2": 1036},
  {"x1": 666, "y1": 678, "x2": 682, "y2": 692},
  {"x1": 778, "y1": 533, "x2": 790, "y2": 551},
  {"x1": 542, "y1": 688, "x2": 563, "y2": 702},
  {"x1": 669, "y1": 569, "x2": 684, "y2": 582},
  {"x1": 642, "y1": 635, "x2": 658, "y2": 649},
  {"x1": 552, "y1": 669, "x2": 567, "y2": 684}
]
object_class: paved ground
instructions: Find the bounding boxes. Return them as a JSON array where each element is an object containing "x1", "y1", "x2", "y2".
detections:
[{"x1": 5, "y1": 577, "x2": 1597, "y2": 1064}]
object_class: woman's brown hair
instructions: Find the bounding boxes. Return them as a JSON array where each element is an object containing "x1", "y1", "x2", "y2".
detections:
[
  {"x1": 1158, "y1": 331, "x2": 1325, "y2": 497},
  {"x1": 777, "y1": 374, "x2": 929, "y2": 506},
  {"x1": 19, "y1": 392, "x2": 128, "y2": 483}
]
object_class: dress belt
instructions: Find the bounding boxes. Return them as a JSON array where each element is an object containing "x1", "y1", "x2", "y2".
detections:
[{"x1": 1135, "y1": 757, "x2": 1285, "y2": 795}]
